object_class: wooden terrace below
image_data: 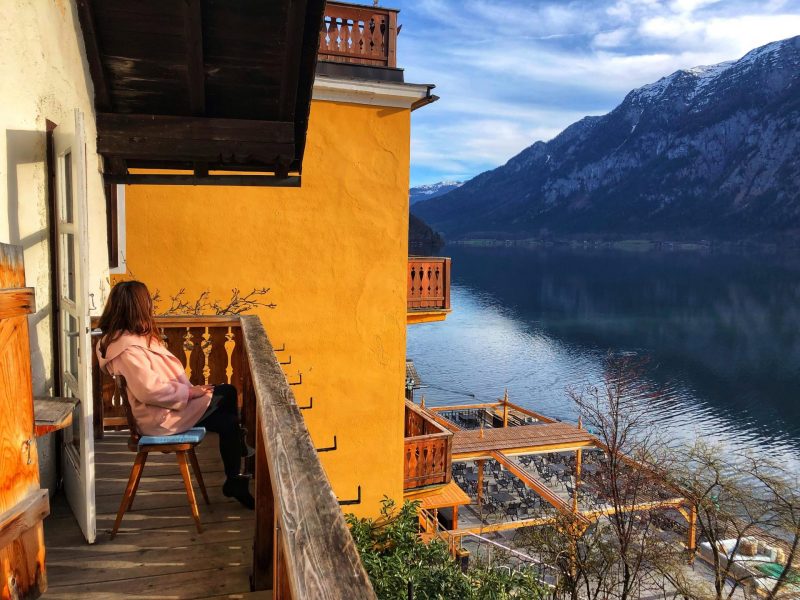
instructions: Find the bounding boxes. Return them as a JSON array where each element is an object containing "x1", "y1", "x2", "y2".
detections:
[{"x1": 408, "y1": 395, "x2": 697, "y2": 554}]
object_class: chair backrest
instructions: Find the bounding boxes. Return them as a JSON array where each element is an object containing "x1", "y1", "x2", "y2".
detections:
[{"x1": 114, "y1": 375, "x2": 141, "y2": 451}]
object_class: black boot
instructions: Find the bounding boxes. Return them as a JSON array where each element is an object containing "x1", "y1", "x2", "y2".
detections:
[{"x1": 223, "y1": 475, "x2": 255, "y2": 510}]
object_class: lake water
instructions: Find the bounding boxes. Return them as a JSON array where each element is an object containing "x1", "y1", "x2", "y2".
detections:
[{"x1": 407, "y1": 245, "x2": 800, "y2": 469}]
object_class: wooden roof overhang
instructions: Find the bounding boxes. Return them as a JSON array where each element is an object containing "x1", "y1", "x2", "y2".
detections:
[{"x1": 77, "y1": 0, "x2": 325, "y2": 186}]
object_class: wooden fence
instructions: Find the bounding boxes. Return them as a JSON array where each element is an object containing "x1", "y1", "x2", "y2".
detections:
[
  {"x1": 91, "y1": 316, "x2": 249, "y2": 437},
  {"x1": 319, "y1": 1, "x2": 398, "y2": 68},
  {"x1": 404, "y1": 401, "x2": 452, "y2": 491},
  {"x1": 408, "y1": 257, "x2": 451, "y2": 312}
]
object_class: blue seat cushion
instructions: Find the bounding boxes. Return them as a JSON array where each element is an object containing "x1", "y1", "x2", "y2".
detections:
[{"x1": 139, "y1": 427, "x2": 206, "y2": 447}]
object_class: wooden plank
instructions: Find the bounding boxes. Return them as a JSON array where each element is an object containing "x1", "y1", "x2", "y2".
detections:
[
  {"x1": 0, "y1": 242, "x2": 46, "y2": 599},
  {"x1": 45, "y1": 514, "x2": 253, "y2": 557},
  {"x1": 452, "y1": 423, "x2": 595, "y2": 455},
  {"x1": 46, "y1": 539, "x2": 250, "y2": 587},
  {"x1": 75, "y1": 0, "x2": 112, "y2": 111},
  {"x1": 0, "y1": 287, "x2": 35, "y2": 319},
  {"x1": 0, "y1": 243, "x2": 25, "y2": 288},
  {"x1": 182, "y1": 0, "x2": 205, "y2": 115},
  {"x1": 44, "y1": 564, "x2": 252, "y2": 599},
  {"x1": 96, "y1": 113, "x2": 295, "y2": 144},
  {"x1": 253, "y1": 410, "x2": 274, "y2": 591},
  {"x1": 104, "y1": 174, "x2": 301, "y2": 187},
  {"x1": 33, "y1": 397, "x2": 77, "y2": 436},
  {"x1": 0, "y1": 490, "x2": 49, "y2": 551},
  {"x1": 240, "y1": 315, "x2": 376, "y2": 599},
  {"x1": 278, "y1": 0, "x2": 308, "y2": 121}
]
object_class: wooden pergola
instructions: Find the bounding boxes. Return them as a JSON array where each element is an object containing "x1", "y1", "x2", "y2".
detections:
[
  {"x1": 425, "y1": 395, "x2": 697, "y2": 551},
  {"x1": 76, "y1": 0, "x2": 326, "y2": 186}
]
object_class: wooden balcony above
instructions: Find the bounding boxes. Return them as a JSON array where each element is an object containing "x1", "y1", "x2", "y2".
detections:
[
  {"x1": 319, "y1": 2, "x2": 399, "y2": 69},
  {"x1": 408, "y1": 257, "x2": 451, "y2": 324},
  {"x1": 77, "y1": 0, "x2": 325, "y2": 185},
  {"x1": 404, "y1": 401, "x2": 453, "y2": 491}
]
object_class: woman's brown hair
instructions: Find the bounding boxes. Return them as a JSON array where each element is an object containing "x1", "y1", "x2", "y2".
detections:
[{"x1": 98, "y1": 281, "x2": 160, "y2": 356}]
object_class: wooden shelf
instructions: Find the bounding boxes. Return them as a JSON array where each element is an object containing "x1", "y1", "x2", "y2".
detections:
[{"x1": 34, "y1": 397, "x2": 77, "y2": 437}]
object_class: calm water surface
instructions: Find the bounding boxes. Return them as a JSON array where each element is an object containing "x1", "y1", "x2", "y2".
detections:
[{"x1": 407, "y1": 245, "x2": 800, "y2": 470}]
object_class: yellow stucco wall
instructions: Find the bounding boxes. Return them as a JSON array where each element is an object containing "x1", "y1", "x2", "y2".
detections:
[{"x1": 121, "y1": 99, "x2": 410, "y2": 517}]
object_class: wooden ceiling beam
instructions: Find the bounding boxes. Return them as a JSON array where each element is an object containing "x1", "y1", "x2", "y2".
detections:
[
  {"x1": 97, "y1": 113, "x2": 294, "y2": 141},
  {"x1": 279, "y1": 0, "x2": 308, "y2": 122},
  {"x1": 290, "y1": 0, "x2": 326, "y2": 173},
  {"x1": 182, "y1": 0, "x2": 208, "y2": 178},
  {"x1": 104, "y1": 174, "x2": 301, "y2": 187},
  {"x1": 75, "y1": 0, "x2": 111, "y2": 111}
]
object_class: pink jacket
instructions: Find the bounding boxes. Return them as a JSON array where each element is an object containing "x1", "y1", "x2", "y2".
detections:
[{"x1": 96, "y1": 332, "x2": 212, "y2": 436}]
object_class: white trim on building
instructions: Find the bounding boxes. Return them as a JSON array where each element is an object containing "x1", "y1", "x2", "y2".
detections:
[{"x1": 312, "y1": 75, "x2": 433, "y2": 109}]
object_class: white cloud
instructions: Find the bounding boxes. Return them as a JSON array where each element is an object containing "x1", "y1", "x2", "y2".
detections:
[{"x1": 400, "y1": 0, "x2": 800, "y2": 185}]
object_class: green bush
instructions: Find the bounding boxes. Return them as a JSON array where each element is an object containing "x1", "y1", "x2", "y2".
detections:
[{"x1": 346, "y1": 498, "x2": 549, "y2": 600}]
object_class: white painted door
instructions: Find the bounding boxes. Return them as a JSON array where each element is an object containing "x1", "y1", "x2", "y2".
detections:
[{"x1": 54, "y1": 109, "x2": 96, "y2": 543}]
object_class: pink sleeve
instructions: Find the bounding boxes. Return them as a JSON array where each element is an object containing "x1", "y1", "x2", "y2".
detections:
[{"x1": 111, "y1": 347, "x2": 191, "y2": 411}]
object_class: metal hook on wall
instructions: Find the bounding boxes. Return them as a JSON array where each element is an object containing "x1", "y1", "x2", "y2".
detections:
[
  {"x1": 338, "y1": 485, "x2": 362, "y2": 506},
  {"x1": 279, "y1": 355, "x2": 292, "y2": 365},
  {"x1": 316, "y1": 435, "x2": 337, "y2": 453},
  {"x1": 299, "y1": 397, "x2": 313, "y2": 410},
  {"x1": 288, "y1": 372, "x2": 302, "y2": 386},
  {"x1": 274, "y1": 343, "x2": 286, "y2": 352}
]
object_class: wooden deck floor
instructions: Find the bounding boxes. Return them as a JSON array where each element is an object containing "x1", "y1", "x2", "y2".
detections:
[{"x1": 42, "y1": 431, "x2": 267, "y2": 600}]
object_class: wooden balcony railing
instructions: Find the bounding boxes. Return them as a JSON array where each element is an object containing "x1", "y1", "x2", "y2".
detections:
[
  {"x1": 404, "y1": 401, "x2": 452, "y2": 491},
  {"x1": 319, "y1": 1, "x2": 398, "y2": 68},
  {"x1": 408, "y1": 257, "x2": 451, "y2": 313},
  {"x1": 91, "y1": 315, "x2": 376, "y2": 598}
]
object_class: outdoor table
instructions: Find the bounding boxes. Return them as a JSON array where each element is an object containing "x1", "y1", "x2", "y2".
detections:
[{"x1": 494, "y1": 491, "x2": 513, "y2": 504}]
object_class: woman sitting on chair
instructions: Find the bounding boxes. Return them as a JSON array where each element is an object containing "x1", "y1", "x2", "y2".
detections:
[{"x1": 96, "y1": 280, "x2": 254, "y2": 509}]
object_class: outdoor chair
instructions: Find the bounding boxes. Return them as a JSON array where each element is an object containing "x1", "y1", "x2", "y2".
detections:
[{"x1": 110, "y1": 375, "x2": 209, "y2": 538}]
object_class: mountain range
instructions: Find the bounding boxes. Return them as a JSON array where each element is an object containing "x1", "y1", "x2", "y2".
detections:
[
  {"x1": 413, "y1": 36, "x2": 800, "y2": 244},
  {"x1": 409, "y1": 181, "x2": 463, "y2": 205}
]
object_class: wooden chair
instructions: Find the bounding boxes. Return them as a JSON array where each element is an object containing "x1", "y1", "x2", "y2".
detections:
[{"x1": 111, "y1": 375, "x2": 209, "y2": 538}]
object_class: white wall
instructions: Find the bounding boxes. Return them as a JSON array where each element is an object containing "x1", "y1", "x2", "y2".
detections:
[{"x1": 0, "y1": 0, "x2": 109, "y2": 396}]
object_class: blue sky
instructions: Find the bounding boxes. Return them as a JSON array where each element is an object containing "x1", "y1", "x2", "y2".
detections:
[{"x1": 394, "y1": 0, "x2": 800, "y2": 187}]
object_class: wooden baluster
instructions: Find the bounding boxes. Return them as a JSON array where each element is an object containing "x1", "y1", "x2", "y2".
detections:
[
  {"x1": 183, "y1": 328, "x2": 195, "y2": 380},
  {"x1": 224, "y1": 326, "x2": 236, "y2": 385},
  {"x1": 201, "y1": 327, "x2": 212, "y2": 384},
  {"x1": 321, "y1": 15, "x2": 330, "y2": 53}
]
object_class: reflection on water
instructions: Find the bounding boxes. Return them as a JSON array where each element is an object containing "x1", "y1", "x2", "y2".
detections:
[{"x1": 407, "y1": 245, "x2": 800, "y2": 469}]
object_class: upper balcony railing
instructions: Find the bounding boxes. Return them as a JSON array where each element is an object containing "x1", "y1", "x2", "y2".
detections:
[
  {"x1": 408, "y1": 257, "x2": 451, "y2": 316},
  {"x1": 92, "y1": 315, "x2": 376, "y2": 599},
  {"x1": 404, "y1": 401, "x2": 452, "y2": 491},
  {"x1": 319, "y1": 1, "x2": 398, "y2": 68}
]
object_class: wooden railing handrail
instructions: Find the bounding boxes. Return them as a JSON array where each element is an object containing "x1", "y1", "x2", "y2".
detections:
[
  {"x1": 404, "y1": 432, "x2": 451, "y2": 443},
  {"x1": 405, "y1": 400, "x2": 451, "y2": 436},
  {"x1": 90, "y1": 314, "x2": 243, "y2": 329},
  {"x1": 240, "y1": 315, "x2": 376, "y2": 599}
]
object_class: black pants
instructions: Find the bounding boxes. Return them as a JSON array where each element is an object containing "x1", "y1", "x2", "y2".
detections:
[{"x1": 196, "y1": 383, "x2": 241, "y2": 479}]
